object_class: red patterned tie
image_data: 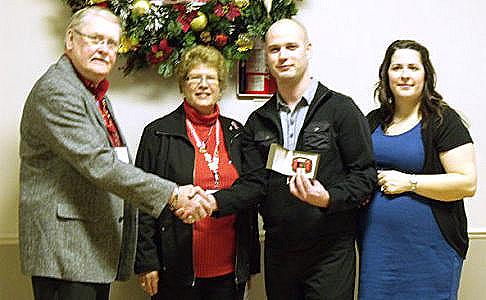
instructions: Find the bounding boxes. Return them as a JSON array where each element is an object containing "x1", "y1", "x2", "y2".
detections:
[{"x1": 97, "y1": 98, "x2": 122, "y2": 147}]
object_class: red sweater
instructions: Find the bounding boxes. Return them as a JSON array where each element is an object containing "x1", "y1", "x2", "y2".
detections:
[{"x1": 184, "y1": 101, "x2": 238, "y2": 278}]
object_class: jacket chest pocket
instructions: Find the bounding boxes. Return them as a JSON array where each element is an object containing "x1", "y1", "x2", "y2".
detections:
[
  {"x1": 254, "y1": 131, "x2": 279, "y2": 153},
  {"x1": 301, "y1": 121, "x2": 332, "y2": 152}
]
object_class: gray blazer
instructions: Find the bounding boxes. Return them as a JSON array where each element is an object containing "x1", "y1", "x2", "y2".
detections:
[{"x1": 19, "y1": 55, "x2": 176, "y2": 283}]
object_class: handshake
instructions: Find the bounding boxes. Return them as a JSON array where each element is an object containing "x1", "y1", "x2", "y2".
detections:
[{"x1": 168, "y1": 185, "x2": 218, "y2": 224}]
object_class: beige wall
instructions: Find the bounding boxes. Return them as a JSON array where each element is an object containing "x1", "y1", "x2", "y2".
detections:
[{"x1": 2, "y1": 0, "x2": 486, "y2": 299}]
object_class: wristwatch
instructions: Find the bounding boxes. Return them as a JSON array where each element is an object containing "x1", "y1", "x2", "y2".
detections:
[{"x1": 409, "y1": 174, "x2": 418, "y2": 192}]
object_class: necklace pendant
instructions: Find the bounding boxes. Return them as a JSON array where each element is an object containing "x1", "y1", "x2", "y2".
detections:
[
  {"x1": 199, "y1": 147, "x2": 207, "y2": 154},
  {"x1": 208, "y1": 160, "x2": 217, "y2": 170}
]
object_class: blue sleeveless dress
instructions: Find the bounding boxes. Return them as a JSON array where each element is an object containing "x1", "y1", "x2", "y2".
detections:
[{"x1": 358, "y1": 123, "x2": 463, "y2": 300}]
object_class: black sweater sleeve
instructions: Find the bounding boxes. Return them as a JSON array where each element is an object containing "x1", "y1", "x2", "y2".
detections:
[
  {"x1": 214, "y1": 114, "x2": 267, "y2": 216},
  {"x1": 325, "y1": 99, "x2": 377, "y2": 214}
]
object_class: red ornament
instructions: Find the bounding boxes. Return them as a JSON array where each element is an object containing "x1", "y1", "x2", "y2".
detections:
[
  {"x1": 214, "y1": 34, "x2": 228, "y2": 47},
  {"x1": 96, "y1": 2, "x2": 108, "y2": 8},
  {"x1": 147, "y1": 39, "x2": 174, "y2": 64}
]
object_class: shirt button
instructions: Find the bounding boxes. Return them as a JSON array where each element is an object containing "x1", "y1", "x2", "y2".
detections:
[
  {"x1": 118, "y1": 216, "x2": 124, "y2": 223},
  {"x1": 162, "y1": 266, "x2": 167, "y2": 271},
  {"x1": 161, "y1": 227, "x2": 166, "y2": 232}
]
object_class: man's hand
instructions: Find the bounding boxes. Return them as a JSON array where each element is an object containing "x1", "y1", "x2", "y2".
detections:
[
  {"x1": 138, "y1": 270, "x2": 159, "y2": 296},
  {"x1": 206, "y1": 194, "x2": 218, "y2": 212},
  {"x1": 289, "y1": 173, "x2": 330, "y2": 208},
  {"x1": 171, "y1": 185, "x2": 213, "y2": 223},
  {"x1": 174, "y1": 193, "x2": 219, "y2": 224}
]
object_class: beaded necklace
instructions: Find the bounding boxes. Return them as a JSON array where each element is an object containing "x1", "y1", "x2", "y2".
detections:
[{"x1": 186, "y1": 118, "x2": 221, "y2": 187}]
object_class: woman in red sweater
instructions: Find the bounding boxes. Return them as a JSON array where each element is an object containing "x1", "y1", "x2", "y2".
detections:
[{"x1": 134, "y1": 45, "x2": 260, "y2": 300}]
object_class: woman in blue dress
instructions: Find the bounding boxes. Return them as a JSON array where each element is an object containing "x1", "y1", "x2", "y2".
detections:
[{"x1": 358, "y1": 40, "x2": 477, "y2": 299}]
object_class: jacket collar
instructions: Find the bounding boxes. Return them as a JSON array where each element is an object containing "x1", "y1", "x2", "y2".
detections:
[
  {"x1": 253, "y1": 82, "x2": 332, "y2": 139},
  {"x1": 154, "y1": 103, "x2": 243, "y2": 150},
  {"x1": 257, "y1": 82, "x2": 331, "y2": 117},
  {"x1": 55, "y1": 55, "x2": 126, "y2": 146},
  {"x1": 303, "y1": 82, "x2": 331, "y2": 125},
  {"x1": 276, "y1": 78, "x2": 319, "y2": 110},
  {"x1": 57, "y1": 55, "x2": 93, "y2": 99}
]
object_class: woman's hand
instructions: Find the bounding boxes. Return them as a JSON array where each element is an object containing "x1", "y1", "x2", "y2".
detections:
[
  {"x1": 377, "y1": 170, "x2": 412, "y2": 195},
  {"x1": 378, "y1": 143, "x2": 477, "y2": 201},
  {"x1": 138, "y1": 270, "x2": 159, "y2": 296}
]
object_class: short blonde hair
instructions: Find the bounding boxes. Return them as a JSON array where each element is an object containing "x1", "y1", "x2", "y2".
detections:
[{"x1": 175, "y1": 45, "x2": 228, "y2": 92}]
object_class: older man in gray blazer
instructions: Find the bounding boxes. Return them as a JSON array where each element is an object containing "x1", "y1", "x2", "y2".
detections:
[{"x1": 19, "y1": 6, "x2": 211, "y2": 300}]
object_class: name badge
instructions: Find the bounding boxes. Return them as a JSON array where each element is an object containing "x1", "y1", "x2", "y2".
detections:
[{"x1": 115, "y1": 147, "x2": 130, "y2": 164}]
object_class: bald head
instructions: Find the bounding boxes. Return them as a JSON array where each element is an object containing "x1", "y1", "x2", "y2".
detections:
[
  {"x1": 264, "y1": 18, "x2": 311, "y2": 85},
  {"x1": 265, "y1": 19, "x2": 309, "y2": 46}
]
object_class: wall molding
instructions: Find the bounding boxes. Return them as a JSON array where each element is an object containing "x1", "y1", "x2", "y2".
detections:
[
  {"x1": 3, "y1": 230, "x2": 486, "y2": 246},
  {"x1": 468, "y1": 232, "x2": 486, "y2": 240},
  {"x1": 467, "y1": 227, "x2": 486, "y2": 239},
  {"x1": 255, "y1": 230, "x2": 486, "y2": 242},
  {"x1": 0, "y1": 234, "x2": 18, "y2": 245}
]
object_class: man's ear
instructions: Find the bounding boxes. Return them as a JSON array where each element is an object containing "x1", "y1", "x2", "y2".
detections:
[
  {"x1": 65, "y1": 29, "x2": 74, "y2": 51},
  {"x1": 305, "y1": 41, "x2": 312, "y2": 60}
]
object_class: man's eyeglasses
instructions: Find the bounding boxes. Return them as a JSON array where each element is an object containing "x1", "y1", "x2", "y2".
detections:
[
  {"x1": 74, "y1": 29, "x2": 119, "y2": 50},
  {"x1": 185, "y1": 75, "x2": 219, "y2": 87}
]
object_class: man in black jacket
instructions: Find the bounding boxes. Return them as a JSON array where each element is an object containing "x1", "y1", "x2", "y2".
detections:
[{"x1": 196, "y1": 19, "x2": 376, "y2": 299}]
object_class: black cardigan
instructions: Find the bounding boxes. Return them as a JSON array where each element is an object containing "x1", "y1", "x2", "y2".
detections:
[
  {"x1": 367, "y1": 106, "x2": 473, "y2": 258},
  {"x1": 134, "y1": 104, "x2": 260, "y2": 287}
]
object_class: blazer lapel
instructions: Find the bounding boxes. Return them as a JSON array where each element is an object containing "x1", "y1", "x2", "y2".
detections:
[
  {"x1": 57, "y1": 55, "x2": 108, "y2": 131},
  {"x1": 58, "y1": 56, "x2": 126, "y2": 152}
]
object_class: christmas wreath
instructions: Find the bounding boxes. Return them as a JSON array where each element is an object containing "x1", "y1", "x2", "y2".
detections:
[{"x1": 63, "y1": 0, "x2": 301, "y2": 78}]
